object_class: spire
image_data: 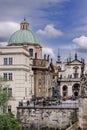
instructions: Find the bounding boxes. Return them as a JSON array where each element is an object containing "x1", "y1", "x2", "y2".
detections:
[
  {"x1": 75, "y1": 53, "x2": 77, "y2": 60},
  {"x1": 56, "y1": 49, "x2": 61, "y2": 63},
  {"x1": 68, "y1": 53, "x2": 72, "y2": 62},
  {"x1": 20, "y1": 18, "x2": 29, "y2": 30}
]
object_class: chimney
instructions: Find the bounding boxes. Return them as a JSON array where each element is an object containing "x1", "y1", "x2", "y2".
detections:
[
  {"x1": 35, "y1": 53, "x2": 37, "y2": 59},
  {"x1": 51, "y1": 58, "x2": 53, "y2": 64},
  {"x1": 44, "y1": 54, "x2": 46, "y2": 60},
  {"x1": 47, "y1": 55, "x2": 50, "y2": 61}
]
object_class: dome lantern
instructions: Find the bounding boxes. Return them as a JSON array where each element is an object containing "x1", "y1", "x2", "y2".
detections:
[{"x1": 20, "y1": 18, "x2": 29, "y2": 30}]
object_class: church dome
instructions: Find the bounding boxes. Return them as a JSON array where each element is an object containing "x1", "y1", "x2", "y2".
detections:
[{"x1": 8, "y1": 19, "x2": 40, "y2": 45}]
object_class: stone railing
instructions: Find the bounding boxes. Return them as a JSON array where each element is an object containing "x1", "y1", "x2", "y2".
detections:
[{"x1": 33, "y1": 59, "x2": 48, "y2": 67}]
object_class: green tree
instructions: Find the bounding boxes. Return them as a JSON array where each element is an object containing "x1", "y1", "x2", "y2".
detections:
[
  {"x1": 0, "y1": 77, "x2": 11, "y2": 111},
  {"x1": 0, "y1": 76, "x2": 22, "y2": 130},
  {"x1": 0, "y1": 113, "x2": 22, "y2": 130}
]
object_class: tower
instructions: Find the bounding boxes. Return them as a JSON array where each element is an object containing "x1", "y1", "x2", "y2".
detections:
[{"x1": 56, "y1": 49, "x2": 62, "y2": 69}]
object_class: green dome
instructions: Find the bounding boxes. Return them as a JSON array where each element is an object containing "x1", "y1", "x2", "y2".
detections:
[
  {"x1": 8, "y1": 19, "x2": 40, "y2": 45},
  {"x1": 8, "y1": 29, "x2": 40, "y2": 45}
]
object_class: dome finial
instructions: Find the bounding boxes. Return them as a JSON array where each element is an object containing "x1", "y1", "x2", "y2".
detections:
[{"x1": 24, "y1": 16, "x2": 26, "y2": 21}]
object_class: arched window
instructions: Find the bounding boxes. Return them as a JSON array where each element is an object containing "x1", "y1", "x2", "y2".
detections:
[
  {"x1": 29, "y1": 49, "x2": 33, "y2": 57},
  {"x1": 63, "y1": 86, "x2": 67, "y2": 91},
  {"x1": 72, "y1": 83, "x2": 80, "y2": 97},
  {"x1": 62, "y1": 85, "x2": 68, "y2": 97}
]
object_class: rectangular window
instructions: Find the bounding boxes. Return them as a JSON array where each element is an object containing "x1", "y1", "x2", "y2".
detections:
[
  {"x1": 3, "y1": 88, "x2": 7, "y2": 93},
  {"x1": 4, "y1": 58, "x2": 8, "y2": 65},
  {"x1": 9, "y1": 58, "x2": 13, "y2": 65},
  {"x1": 29, "y1": 49, "x2": 33, "y2": 57},
  {"x1": 9, "y1": 73, "x2": 12, "y2": 80},
  {"x1": 4, "y1": 73, "x2": 7, "y2": 80},
  {"x1": 3, "y1": 73, "x2": 13, "y2": 81},
  {"x1": 8, "y1": 105, "x2": 11, "y2": 112},
  {"x1": 4, "y1": 57, "x2": 13, "y2": 65},
  {"x1": 8, "y1": 88, "x2": 12, "y2": 96},
  {"x1": 73, "y1": 73, "x2": 78, "y2": 78},
  {"x1": 3, "y1": 88, "x2": 12, "y2": 97}
]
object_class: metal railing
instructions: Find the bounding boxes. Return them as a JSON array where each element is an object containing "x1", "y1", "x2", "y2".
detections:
[{"x1": 18, "y1": 102, "x2": 79, "y2": 109}]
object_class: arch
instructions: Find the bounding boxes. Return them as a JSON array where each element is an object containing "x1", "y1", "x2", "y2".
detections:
[
  {"x1": 72, "y1": 83, "x2": 80, "y2": 97},
  {"x1": 62, "y1": 85, "x2": 68, "y2": 97}
]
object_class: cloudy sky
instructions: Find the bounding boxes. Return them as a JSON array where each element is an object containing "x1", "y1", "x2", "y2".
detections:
[{"x1": 0, "y1": 0, "x2": 87, "y2": 64}]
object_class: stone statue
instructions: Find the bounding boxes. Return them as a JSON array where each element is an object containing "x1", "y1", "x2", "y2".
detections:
[
  {"x1": 52, "y1": 78, "x2": 60, "y2": 98},
  {"x1": 80, "y1": 74, "x2": 87, "y2": 97}
]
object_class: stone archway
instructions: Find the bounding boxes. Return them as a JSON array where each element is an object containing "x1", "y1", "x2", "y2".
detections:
[
  {"x1": 62, "y1": 85, "x2": 68, "y2": 97},
  {"x1": 72, "y1": 83, "x2": 80, "y2": 97}
]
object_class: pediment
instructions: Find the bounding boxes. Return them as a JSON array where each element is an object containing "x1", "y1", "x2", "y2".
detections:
[{"x1": 69, "y1": 60, "x2": 82, "y2": 65}]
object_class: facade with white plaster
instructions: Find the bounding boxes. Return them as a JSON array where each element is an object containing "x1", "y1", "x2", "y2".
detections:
[{"x1": 0, "y1": 46, "x2": 34, "y2": 114}]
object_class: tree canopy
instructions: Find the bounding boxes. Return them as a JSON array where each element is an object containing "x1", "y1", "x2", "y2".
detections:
[
  {"x1": 0, "y1": 113, "x2": 22, "y2": 130},
  {"x1": 0, "y1": 77, "x2": 11, "y2": 110},
  {"x1": 0, "y1": 76, "x2": 22, "y2": 130}
]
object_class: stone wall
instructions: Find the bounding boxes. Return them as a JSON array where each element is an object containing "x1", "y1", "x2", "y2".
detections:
[
  {"x1": 79, "y1": 98, "x2": 87, "y2": 130},
  {"x1": 17, "y1": 107, "x2": 78, "y2": 130}
]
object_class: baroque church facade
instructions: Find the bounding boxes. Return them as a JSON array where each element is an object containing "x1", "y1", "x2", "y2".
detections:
[
  {"x1": 57, "y1": 52, "x2": 85, "y2": 98},
  {"x1": 0, "y1": 19, "x2": 54, "y2": 115}
]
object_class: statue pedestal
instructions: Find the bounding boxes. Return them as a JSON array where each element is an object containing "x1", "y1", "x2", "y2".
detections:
[{"x1": 79, "y1": 98, "x2": 87, "y2": 129}]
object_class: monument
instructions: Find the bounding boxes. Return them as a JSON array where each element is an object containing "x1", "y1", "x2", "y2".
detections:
[{"x1": 52, "y1": 78, "x2": 60, "y2": 98}]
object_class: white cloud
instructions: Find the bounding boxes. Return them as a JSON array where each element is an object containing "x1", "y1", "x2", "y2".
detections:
[
  {"x1": 37, "y1": 24, "x2": 63, "y2": 38},
  {"x1": 0, "y1": 21, "x2": 19, "y2": 39},
  {"x1": 0, "y1": 42, "x2": 8, "y2": 46},
  {"x1": 72, "y1": 35, "x2": 87, "y2": 48},
  {"x1": 42, "y1": 47, "x2": 55, "y2": 58},
  {"x1": 0, "y1": 0, "x2": 70, "y2": 42}
]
